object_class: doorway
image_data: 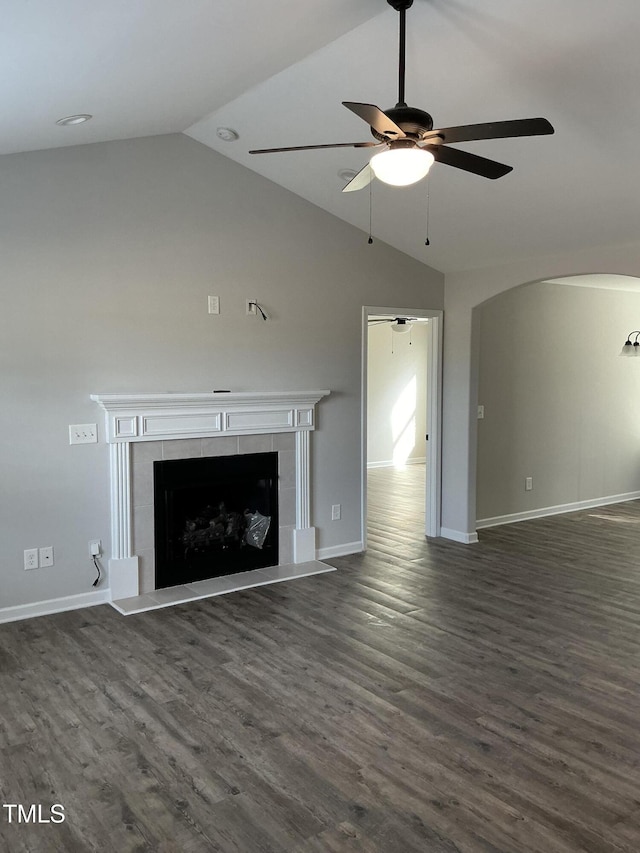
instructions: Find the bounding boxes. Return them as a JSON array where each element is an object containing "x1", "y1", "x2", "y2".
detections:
[{"x1": 361, "y1": 306, "x2": 443, "y2": 549}]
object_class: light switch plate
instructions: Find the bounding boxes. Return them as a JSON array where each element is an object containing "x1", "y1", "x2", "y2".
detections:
[{"x1": 69, "y1": 424, "x2": 98, "y2": 445}]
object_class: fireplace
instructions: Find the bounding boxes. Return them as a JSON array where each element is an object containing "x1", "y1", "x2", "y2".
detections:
[
  {"x1": 90, "y1": 390, "x2": 330, "y2": 602},
  {"x1": 154, "y1": 452, "x2": 279, "y2": 588}
]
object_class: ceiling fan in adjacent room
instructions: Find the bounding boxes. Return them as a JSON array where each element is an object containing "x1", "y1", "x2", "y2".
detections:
[
  {"x1": 368, "y1": 316, "x2": 425, "y2": 333},
  {"x1": 249, "y1": 0, "x2": 554, "y2": 192}
]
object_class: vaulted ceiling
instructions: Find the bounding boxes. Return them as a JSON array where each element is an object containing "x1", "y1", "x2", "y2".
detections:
[{"x1": 3, "y1": 0, "x2": 638, "y2": 273}]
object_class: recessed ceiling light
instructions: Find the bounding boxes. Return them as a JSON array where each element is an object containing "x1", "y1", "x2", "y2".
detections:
[
  {"x1": 216, "y1": 127, "x2": 239, "y2": 142},
  {"x1": 55, "y1": 114, "x2": 93, "y2": 126}
]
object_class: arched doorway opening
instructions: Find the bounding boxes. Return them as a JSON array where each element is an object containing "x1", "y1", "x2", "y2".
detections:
[{"x1": 474, "y1": 274, "x2": 640, "y2": 530}]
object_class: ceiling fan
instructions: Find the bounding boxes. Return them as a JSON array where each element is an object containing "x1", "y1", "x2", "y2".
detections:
[
  {"x1": 249, "y1": 0, "x2": 554, "y2": 192},
  {"x1": 368, "y1": 316, "x2": 424, "y2": 333}
]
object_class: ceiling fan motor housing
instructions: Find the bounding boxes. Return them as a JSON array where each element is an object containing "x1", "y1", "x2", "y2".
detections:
[
  {"x1": 387, "y1": 0, "x2": 414, "y2": 10},
  {"x1": 371, "y1": 105, "x2": 434, "y2": 142}
]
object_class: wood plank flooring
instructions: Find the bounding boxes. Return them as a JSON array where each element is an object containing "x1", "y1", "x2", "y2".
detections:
[{"x1": 2, "y1": 464, "x2": 640, "y2": 851}]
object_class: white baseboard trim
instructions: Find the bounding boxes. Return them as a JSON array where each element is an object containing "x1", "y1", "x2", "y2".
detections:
[
  {"x1": 0, "y1": 589, "x2": 111, "y2": 625},
  {"x1": 476, "y1": 490, "x2": 640, "y2": 530},
  {"x1": 440, "y1": 528, "x2": 479, "y2": 544},
  {"x1": 367, "y1": 458, "x2": 426, "y2": 469},
  {"x1": 317, "y1": 540, "x2": 364, "y2": 560}
]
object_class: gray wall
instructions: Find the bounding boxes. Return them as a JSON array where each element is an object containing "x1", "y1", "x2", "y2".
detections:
[
  {"x1": 0, "y1": 133, "x2": 443, "y2": 610},
  {"x1": 476, "y1": 281, "x2": 640, "y2": 521},
  {"x1": 367, "y1": 321, "x2": 428, "y2": 467}
]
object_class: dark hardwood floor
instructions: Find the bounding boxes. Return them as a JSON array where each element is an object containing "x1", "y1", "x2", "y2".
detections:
[{"x1": 2, "y1": 465, "x2": 640, "y2": 851}]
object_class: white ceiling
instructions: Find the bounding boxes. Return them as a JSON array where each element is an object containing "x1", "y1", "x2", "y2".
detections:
[{"x1": 4, "y1": 0, "x2": 640, "y2": 274}]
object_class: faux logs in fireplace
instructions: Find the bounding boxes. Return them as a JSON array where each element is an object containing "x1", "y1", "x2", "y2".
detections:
[{"x1": 153, "y1": 452, "x2": 279, "y2": 589}]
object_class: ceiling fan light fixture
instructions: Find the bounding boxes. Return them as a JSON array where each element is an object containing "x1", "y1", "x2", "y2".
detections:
[
  {"x1": 390, "y1": 318, "x2": 413, "y2": 333},
  {"x1": 370, "y1": 144, "x2": 434, "y2": 187}
]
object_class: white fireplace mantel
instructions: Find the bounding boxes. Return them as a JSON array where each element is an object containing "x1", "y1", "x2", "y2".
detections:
[
  {"x1": 90, "y1": 390, "x2": 329, "y2": 443},
  {"x1": 91, "y1": 390, "x2": 330, "y2": 601}
]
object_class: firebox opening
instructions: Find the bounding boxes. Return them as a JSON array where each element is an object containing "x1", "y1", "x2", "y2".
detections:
[{"x1": 154, "y1": 452, "x2": 279, "y2": 589}]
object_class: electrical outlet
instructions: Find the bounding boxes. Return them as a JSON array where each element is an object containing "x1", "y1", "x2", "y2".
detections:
[
  {"x1": 477, "y1": 405, "x2": 485, "y2": 419},
  {"x1": 331, "y1": 504, "x2": 341, "y2": 521},
  {"x1": 69, "y1": 424, "x2": 98, "y2": 445},
  {"x1": 246, "y1": 299, "x2": 257, "y2": 315},
  {"x1": 208, "y1": 295, "x2": 220, "y2": 314},
  {"x1": 24, "y1": 549, "x2": 39, "y2": 570},
  {"x1": 525, "y1": 477, "x2": 533, "y2": 491},
  {"x1": 39, "y1": 546, "x2": 54, "y2": 567},
  {"x1": 89, "y1": 539, "x2": 101, "y2": 556}
]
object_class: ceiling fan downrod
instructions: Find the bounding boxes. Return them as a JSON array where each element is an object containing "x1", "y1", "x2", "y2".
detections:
[{"x1": 388, "y1": 0, "x2": 414, "y2": 107}]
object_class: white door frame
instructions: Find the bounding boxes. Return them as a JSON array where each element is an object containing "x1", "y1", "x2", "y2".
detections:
[{"x1": 361, "y1": 305, "x2": 443, "y2": 547}]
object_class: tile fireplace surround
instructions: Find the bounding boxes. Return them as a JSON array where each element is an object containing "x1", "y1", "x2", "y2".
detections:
[{"x1": 91, "y1": 391, "x2": 330, "y2": 605}]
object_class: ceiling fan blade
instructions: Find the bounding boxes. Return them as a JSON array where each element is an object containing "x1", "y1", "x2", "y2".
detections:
[
  {"x1": 342, "y1": 163, "x2": 374, "y2": 193},
  {"x1": 428, "y1": 145, "x2": 512, "y2": 179},
  {"x1": 249, "y1": 141, "x2": 379, "y2": 154},
  {"x1": 342, "y1": 102, "x2": 406, "y2": 139},
  {"x1": 424, "y1": 117, "x2": 554, "y2": 145},
  {"x1": 368, "y1": 317, "x2": 419, "y2": 324}
]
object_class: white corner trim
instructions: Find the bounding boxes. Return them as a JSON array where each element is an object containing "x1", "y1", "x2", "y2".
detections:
[
  {"x1": 440, "y1": 528, "x2": 479, "y2": 544},
  {"x1": 317, "y1": 540, "x2": 364, "y2": 560},
  {"x1": 293, "y1": 526, "x2": 316, "y2": 563},
  {"x1": 109, "y1": 556, "x2": 139, "y2": 602},
  {"x1": 476, "y1": 490, "x2": 640, "y2": 529},
  {"x1": 0, "y1": 589, "x2": 110, "y2": 625}
]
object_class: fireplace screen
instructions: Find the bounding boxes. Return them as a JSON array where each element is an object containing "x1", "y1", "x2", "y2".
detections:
[{"x1": 153, "y1": 452, "x2": 279, "y2": 589}]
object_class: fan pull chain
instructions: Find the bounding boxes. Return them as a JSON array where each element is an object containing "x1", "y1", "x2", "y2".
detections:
[
  {"x1": 368, "y1": 178, "x2": 374, "y2": 244},
  {"x1": 425, "y1": 175, "x2": 431, "y2": 246}
]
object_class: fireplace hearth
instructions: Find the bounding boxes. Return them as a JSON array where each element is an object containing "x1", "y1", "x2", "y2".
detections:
[{"x1": 154, "y1": 452, "x2": 278, "y2": 589}]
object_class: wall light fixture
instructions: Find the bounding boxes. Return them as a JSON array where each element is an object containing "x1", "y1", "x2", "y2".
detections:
[{"x1": 621, "y1": 331, "x2": 640, "y2": 355}]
